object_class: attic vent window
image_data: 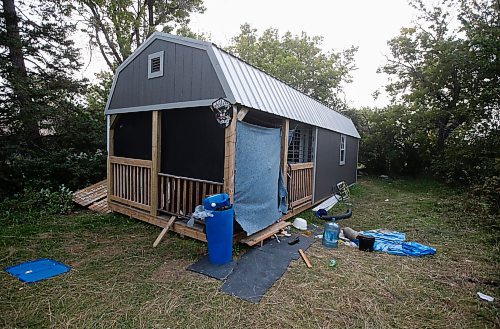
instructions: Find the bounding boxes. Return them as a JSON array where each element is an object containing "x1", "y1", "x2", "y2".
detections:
[{"x1": 148, "y1": 51, "x2": 164, "y2": 79}]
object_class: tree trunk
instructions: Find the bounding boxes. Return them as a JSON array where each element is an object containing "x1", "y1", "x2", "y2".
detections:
[
  {"x1": 2, "y1": 0, "x2": 40, "y2": 142},
  {"x1": 147, "y1": 0, "x2": 154, "y2": 36}
]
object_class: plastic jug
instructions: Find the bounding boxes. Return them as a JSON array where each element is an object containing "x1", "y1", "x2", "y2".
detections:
[{"x1": 323, "y1": 221, "x2": 340, "y2": 248}]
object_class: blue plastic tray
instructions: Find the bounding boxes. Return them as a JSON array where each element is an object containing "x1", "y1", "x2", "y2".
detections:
[{"x1": 5, "y1": 258, "x2": 71, "y2": 283}]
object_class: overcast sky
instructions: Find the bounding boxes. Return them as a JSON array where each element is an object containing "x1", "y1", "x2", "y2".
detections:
[{"x1": 80, "y1": 0, "x2": 425, "y2": 108}]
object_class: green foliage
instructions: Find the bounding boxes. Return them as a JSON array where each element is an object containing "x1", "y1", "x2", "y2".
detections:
[
  {"x1": 0, "y1": 185, "x2": 74, "y2": 224},
  {"x1": 76, "y1": 0, "x2": 205, "y2": 69},
  {"x1": 363, "y1": 0, "x2": 500, "y2": 212},
  {"x1": 380, "y1": 0, "x2": 499, "y2": 154},
  {"x1": 471, "y1": 176, "x2": 500, "y2": 214},
  {"x1": 346, "y1": 106, "x2": 432, "y2": 175},
  {"x1": 0, "y1": 0, "x2": 107, "y2": 198},
  {"x1": 3, "y1": 149, "x2": 106, "y2": 195},
  {"x1": 227, "y1": 23, "x2": 357, "y2": 109},
  {"x1": 432, "y1": 124, "x2": 500, "y2": 184}
]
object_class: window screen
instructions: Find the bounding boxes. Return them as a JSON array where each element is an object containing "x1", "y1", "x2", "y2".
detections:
[{"x1": 287, "y1": 124, "x2": 314, "y2": 163}]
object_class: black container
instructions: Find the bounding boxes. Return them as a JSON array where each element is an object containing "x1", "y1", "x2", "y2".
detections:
[{"x1": 358, "y1": 235, "x2": 375, "y2": 252}]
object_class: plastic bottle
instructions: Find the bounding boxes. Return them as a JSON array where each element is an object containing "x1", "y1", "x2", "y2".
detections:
[{"x1": 323, "y1": 221, "x2": 340, "y2": 248}]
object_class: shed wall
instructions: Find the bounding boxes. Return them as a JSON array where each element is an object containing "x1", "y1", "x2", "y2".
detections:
[
  {"x1": 160, "y1": 107, "x2": 225, "y2": 182},
  {"x1": 314, "y1": 128, "x2": 358, "y2": 202},
  {"x1": 113, "y1": 112, "x2": 152, "y2": 160},
  {"x1": 109, "y1": 39, "x2": 225, "y2": 110}
]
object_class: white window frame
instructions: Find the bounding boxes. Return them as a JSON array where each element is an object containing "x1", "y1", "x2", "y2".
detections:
[
  {"x1": 339, "y1": 134, "x2": 346, "y2": 165},
  {"x1": 148, "y1": 51, "x2": 164, "y2": 79}
]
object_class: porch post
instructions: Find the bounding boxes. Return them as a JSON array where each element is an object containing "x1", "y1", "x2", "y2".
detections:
[
  {"x1": 107, "y1": 114, "x2": 116, "y2": 206},
  {"x1": 281, "y1": 118, "x2": 289, "y2": 186},
  {"x1": 150, "y1": 110, "x2": 161, "y2": 216},
  {"x1": 223, "y1": 105, "x2": 238, "y2": 202}
]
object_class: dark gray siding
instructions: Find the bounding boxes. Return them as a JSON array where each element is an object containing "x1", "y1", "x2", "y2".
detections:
[
  {"x1": 109, "y1": 39, "x2": 225, "y2": 110},
  {"x1": 314, "y1": 128, "x2": 358, "y2": 202}
]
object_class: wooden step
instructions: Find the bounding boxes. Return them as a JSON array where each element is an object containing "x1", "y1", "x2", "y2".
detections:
[{"x1": 240, "y1": 221, "x2": 291, "y2": 246}]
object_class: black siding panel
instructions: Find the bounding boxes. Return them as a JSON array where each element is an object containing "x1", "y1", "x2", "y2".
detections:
[
  {"x1": 113, "y1": 112, "x2": 152, "y2": 160},
  {"x1": 160, "y1": 107, "x2": 225, "y2": 182},
  {"x1": 314, "y1": 128, "x2": 358, "y2": 202},
  {"x1": 109, "y1": 39, "x2": 225, "y2": 110}
]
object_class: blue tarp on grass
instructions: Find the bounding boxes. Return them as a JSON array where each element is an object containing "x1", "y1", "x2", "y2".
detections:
[
  {"x1": 5, "y1": 258, "x2": 71, "y2": 283},
  {"x1": 357, "y1": 230, "x2": 436, "y2": 257}
]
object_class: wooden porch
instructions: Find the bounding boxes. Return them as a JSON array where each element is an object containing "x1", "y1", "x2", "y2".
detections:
[{"x1": 107, "y1": 110, "x2": 316, "y2": 245}]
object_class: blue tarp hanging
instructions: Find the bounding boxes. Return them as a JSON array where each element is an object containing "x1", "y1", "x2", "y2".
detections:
[
  {"x1": 357, "y1": 230, "x2": 436, "y2": 257},
  {"x1": 234, "y1": 121, "x2": 283, "y2": 236}
]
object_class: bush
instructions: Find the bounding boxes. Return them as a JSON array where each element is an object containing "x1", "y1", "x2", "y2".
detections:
[
  {"x1": 471, "y1": 176, "x2": 500, "y2": 214},
  {"x1": 1, "y1": 148, "x2": 106, "y2": 197},
  {"x1": 0, "y1": 185, "x2": 74, "y2": 223}
]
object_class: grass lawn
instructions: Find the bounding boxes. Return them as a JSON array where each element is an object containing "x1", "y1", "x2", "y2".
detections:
[{"x1": 0, "y1": 177, "x2": 498, "y2": 328}]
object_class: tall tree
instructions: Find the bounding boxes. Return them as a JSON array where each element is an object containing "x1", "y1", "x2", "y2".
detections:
[
  {"x1": 380, "y1": 0, "x2": 499, "y2": 153},
  {"x1": 227, "y1": 23, "x2": 357, "y2": 110},
  {"x1": 0, "y1": 0, "x2": 89, "y2": 195},
  {"x1": 76, "y1": 0, "x2": 205, "y2": 70},
  {"x1": 0, "y1": 0, "x2": 85, "y2": 147}
]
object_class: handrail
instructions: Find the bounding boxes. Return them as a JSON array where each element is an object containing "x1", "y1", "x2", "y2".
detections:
[
  {"x1": 289, "y1": 162, "x2": 314, "y2": 170},
  {"x1": 158, "y1": 173, "x2": 223, "y2": 186},
  {"x1": 109, "y1": 156, "x2": 152, "y2": 168}
]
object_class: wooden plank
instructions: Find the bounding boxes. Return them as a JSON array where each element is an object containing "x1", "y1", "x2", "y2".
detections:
[
  {"x1": 289, "y1": 162, "x2": 314, "y2": 170},
  {"x1": 73, "y1": 180, "x2": 108, "y2": 207},
  {"x1": 109, "y1": 114, "x2": 119, "y2": 129},
  {"x1": 291, "y1": 195, "x2": 313, "y2": 208},
  {"x1": 158, "y1": 173, "x2": 223, "y2": 186},
  {"x1": 152, "y1": 215, "x2": 176, "y2": 247},
  {"x1": 299, "y1": 249, "x2": 313, "y2": 268},
  {"x1": 223, "y1": 105, "x2": 237, "y2": 202},
  {"x1": 109, "y1": 156, "x2": 152, "y2": 168},
  {"x1": 172, "y1": 221, "x2": 208, "y2": 242},
  {"x1": 109, "y1": 202, "x2": 168, "y2": 228},
  {"x1": 182, "y1": 179, "x2": 187, "y2": 215},
  {"x1": 88, "y1": 198, "x2": 110, "y2": 214},
  {"x1": 281, "y1": 118, "x2": 289, "y2": 186},
  {"x1": 240, "y1": 221, "x2": 291, "y2": 246},
  {"x1": 237, "y1": 107, "x2": 249, "y2": 121},
  {"x1": 110, "y1": 195, "x2": 151, "y2": 211},
  {"x1": 279, "y1": 201, "x2": 314, "y2": 222},
  {"x1": 107, "y1": 117, "x2": 114, "y2": 209},
  {"x1": 150, "y1": 110, "x2": 160, "y2": 216}
]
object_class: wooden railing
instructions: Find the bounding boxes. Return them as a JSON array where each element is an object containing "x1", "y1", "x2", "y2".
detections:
[
  {"x1": 109, "y1": 156, "x2": 152, "y2": 211},
  {"x1": 158, "y1": 173, "x2": 223, "y2": 217},
  {"x1": 287, "y1": 162, "x2": 314, "y2": 209}
]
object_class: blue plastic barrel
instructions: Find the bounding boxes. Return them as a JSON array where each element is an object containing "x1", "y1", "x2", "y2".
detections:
[
  {"x1": 205, "y1": 206, "x2": 234, "y2": 265},
  {"x1": 203, "y1": 193, "x2": 231, "y2": 211}
]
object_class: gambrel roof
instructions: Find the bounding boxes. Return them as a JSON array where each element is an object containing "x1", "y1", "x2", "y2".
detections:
[{"x1": 105, "y1": 32, "x2": 360, "y2": 138}]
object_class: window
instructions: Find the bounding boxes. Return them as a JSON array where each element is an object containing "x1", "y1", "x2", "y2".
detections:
[
  {"x1": 339, "y1": 134, "x2": 346, "y2": 165},
  {"x1": 148, "y1": 51, "x2": 164, "y2": 79},
  {"x1": 287, "y1": 125, "x2": 314, "y2": 163}
]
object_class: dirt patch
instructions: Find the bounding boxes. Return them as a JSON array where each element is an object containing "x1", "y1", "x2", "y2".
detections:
[{"x1": 151, "y1": 259, "x2": 210, "y2": 283}]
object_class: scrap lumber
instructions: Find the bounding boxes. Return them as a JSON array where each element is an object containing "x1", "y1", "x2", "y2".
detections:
[
  {"x1": 240, "y1": 221, "x2": 291, "y2": 246},
  {"x1": 298, "y1": 249, "x2": 312, "y2": 268},
  {"x1": 153, "y1": 215, "x2": 176, "y2": 247},
  {"x1": 72, "y1": 180, "x2": 110, "y2": 213}
]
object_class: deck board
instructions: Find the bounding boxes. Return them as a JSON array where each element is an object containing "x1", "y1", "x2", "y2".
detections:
[{"x1": 73, "y1": 180, "x2": 110, "y2": 213}]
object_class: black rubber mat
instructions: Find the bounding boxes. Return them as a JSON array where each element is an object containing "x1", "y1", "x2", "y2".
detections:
[
  {"x1": 220, "y1": 234, "x2": 315, "y2": 303},
  {"x1": 187, "y1": 256, "x2": 236, "y2": 280}
]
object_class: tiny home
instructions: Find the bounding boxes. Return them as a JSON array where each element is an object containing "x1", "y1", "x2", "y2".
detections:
[{"x1": 105, "y1": 32, "x2": 360, "y2": 243}]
